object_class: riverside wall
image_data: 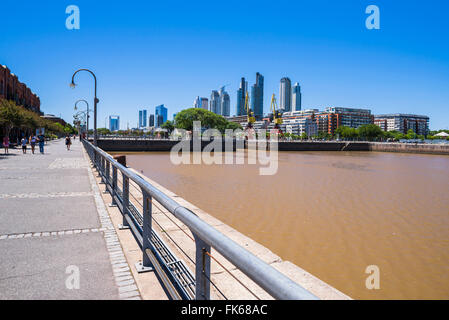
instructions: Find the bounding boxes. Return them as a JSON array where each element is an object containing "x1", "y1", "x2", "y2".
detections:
[
  {"x1": 96, "y1": 138, "x2": 449, "y2": 155},
  {"x1": 369, "y1": 142, "x2": 449, "y2": 155},
  {"x1": 97, "y1": 138, "x2": 242, "y2": 152}
]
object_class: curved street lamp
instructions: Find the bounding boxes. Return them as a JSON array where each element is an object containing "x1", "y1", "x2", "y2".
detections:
[
  {"x1": 74, "y1": 99, "x2": 90, "y2": 139},
  {"x1": 70, "y1": 69, "x2": 99, "y2": 146}
]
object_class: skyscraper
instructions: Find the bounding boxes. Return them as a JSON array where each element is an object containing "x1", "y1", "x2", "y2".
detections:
[
  {"x1": 210, "y1": 90, "x2": 220, "y2": 114},
  {"x1": 292, "y1": 82, "x2": 302, "y2": 111},
  {"x1": 109, "y1": 115, "x2": 120, "y2": 132},
  {"x1": 220, "y1": 87, "x2": 230, "y2": 117},
  {"x1": 201, "y1": 98, "x2": 208, "y2": 110},
  {"x1": 138, "y1": 109, "x2": 147, "y2": 128},
  {"x1": 194, "y1": 96, "x2": 209, "y2": 110},
  {"x1": 279, "y1": 77, "x2": 292, "y2": 112},
  {"x1": 236, "y1": 77, "x2": 247, "y2": 116},
  {"x1": 149, "y1": 114, "x2": 155, "y2": 127},
  {"x1": 194, "y1": 96, "x2": 200, "y2": 108},
  {"x1": 155, "y1": 104, "x2": 167, "y2": 127},
  {"x1": 251, "y1": 72, "x2": 264, "y2": 119}
]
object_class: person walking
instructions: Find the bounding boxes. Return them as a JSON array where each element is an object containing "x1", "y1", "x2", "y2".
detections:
[
  {"x1": 2, "y1": 136, "x2": 9, "y2": 154},
  {"x1": 30, "y1": 135, "x2": 37, "y2": 154},
  {"x1": 65, "y1": 135, "x2": 72, "y2": 150},
  {"x1": 38, "y1": 133, "x2": 45, "y2": 154},
  {"x1": 21, "y1": 136, "x2": 28, "y2": 154}
]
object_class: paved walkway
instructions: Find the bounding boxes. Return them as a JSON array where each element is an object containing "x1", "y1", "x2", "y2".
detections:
[{"x1": 0, "y1": 139, "x2": 139, "y2": 299}]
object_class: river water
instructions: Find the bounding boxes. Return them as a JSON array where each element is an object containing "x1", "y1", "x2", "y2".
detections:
[{"x1": 124, "y1": 151, "x2": 449, "y2": 299}]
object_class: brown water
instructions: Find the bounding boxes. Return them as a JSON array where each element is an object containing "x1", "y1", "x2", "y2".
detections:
[{"x1": 125, "y1": 151, "x2": 449, "y2": 299}]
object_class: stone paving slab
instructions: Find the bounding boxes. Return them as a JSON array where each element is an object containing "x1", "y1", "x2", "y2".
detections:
[
  {"x1": 0, "y1": 196, "x2": 100, "y2": 235},
  {"x1": 0, "y1": 170, "x2": 91, "y2": 194},
  {"x1": 0, "y1": 233, "x2": 117, "y2": 300}
]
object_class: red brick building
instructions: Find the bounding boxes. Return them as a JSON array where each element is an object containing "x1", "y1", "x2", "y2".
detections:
[{"x1": 0, "y1": 64, "x2": 41, "y2": 114}]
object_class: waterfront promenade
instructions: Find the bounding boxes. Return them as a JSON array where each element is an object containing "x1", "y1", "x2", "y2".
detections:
[{"x1": 0, "y1": 139, "x2": 141, "y2": 299}]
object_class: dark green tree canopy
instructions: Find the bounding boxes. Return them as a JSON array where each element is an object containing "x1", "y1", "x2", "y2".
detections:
[{"x1": 174, "y1": 108, "x2": 242, "y2": 133}]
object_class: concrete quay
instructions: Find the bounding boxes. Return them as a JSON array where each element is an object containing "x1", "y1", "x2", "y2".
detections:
[
  {"x1": 0, "y1": 139, "x2": 157, "y2": 300},
  {"x1": 96, "y1": 137, "x2": 449, "y2": 155}
]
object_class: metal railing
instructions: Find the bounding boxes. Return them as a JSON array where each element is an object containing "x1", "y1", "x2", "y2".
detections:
[{"x1": 82, "y1": 139, "x2": 318, "y2": 300}]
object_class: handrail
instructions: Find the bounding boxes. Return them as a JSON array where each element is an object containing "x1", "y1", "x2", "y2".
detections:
[{"x1": 82, "y1": 139, "x2": 318, "y2": 300}]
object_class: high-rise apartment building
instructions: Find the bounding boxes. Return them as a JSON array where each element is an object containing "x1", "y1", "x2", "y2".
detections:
[
  {"x1": 374, "y1": 114, "x2": 429, "y2": 135},
  {"x1": 194, "y1": 96, "x2": 200, "y2": 108},
  {"x1": 138, "y1": 109, "x2": 147, "y2": 128},
  {"x1": 155, "y1": 104, "x2": 167, "y2": 127},
  {"x1": 149, "y1": 114, "x2": 155, "y2": 127},
  {"x1": 236, "y1": 77, "x2": 247, "y2": 116},
  {"x1": 210, "y1": 90, "x2": 220, "y2": 114},
  {"x1": 156, "y1": 115, "x2": 164, "y2": 128},
  {"x1": 279, "y1": 77, "x2": 292, "y2": 112},
  {"x1": 251, "y1": 72, "x2": 264, "y2": 119},
  {"x1": 220, "y1": 87, "x2": 230, "y2": 117},
  {"x1": 201, "y1": 98, "x2": 208, "y2": 110},
  {"x1": 292, "y1": 82, "x2": 302, "y2": 111},
  {"x1": 109, "y1": 115, "x2": 120, "y2": 132},
  {"x1": 194, "y1": 96, "x2": 209, "y2": 110}
]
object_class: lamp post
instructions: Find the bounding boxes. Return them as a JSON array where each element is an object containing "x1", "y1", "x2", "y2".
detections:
[
  {"x1": 74, "y1": 99, "x2": 89, "y2": 139},
  {"x1": 70, "y1": 69, "x2": 99, "y2": 146}
]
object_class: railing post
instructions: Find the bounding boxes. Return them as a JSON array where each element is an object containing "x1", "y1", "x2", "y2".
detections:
[
  {"x1": 102, "y1": 160, "x2": 110, "y2": 192},
  {"x1": 194, "y1": 234, "x2": 211, "y2": 300},
  {"x1": 99, "y1": 156, "x2": 106, "y2": 184},
  {"x1": 105, "y1": 160, "x2": 110, "y2": 185},
  {"x1": 109, "y1": 166, "x2": 117, "y2": 207},
  {"x1": 135, "y1": 190, "x2": 153, "y2": 273},
  {"x1": 118, "y1": 175, "x2": 130, "y2": 230}
]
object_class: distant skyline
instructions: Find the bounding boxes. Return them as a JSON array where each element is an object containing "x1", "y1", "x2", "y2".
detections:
[{"x1": 1, "y1": 0, "x2": 448, "y2": 130}]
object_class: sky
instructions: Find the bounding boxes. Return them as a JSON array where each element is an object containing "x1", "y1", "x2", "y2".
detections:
[{"x1": 1, "y1": 0, "x2": 448, "y2": 130}]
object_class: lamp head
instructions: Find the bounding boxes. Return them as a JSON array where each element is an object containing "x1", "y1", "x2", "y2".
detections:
[{"x1": 70, "y1": 82, "x2": 76, "y2": 89}]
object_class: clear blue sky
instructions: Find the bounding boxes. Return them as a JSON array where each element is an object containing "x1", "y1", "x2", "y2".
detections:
[{"x1": 1, "y1": 0, "x2": 448, "y2": 130}]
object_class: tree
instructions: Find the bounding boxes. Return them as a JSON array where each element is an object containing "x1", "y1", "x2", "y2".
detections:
[
  {"x1": 225, "y1": 122, "x2": 242, "y2": 131},
  {"x1": 174, "y1": 108, "x2": 239, "y2": 133},
  {"x1": 300, "y1": 132, "x2": 308, "y2": 140},
  {"x1": 357, "y1": 124, "x2": 384, "y2": 141},
  {"x1": 0, "y1": 99, "x2": 23, "y2": 136},
  {"x1": 161, "y1": 120, "x2": 175, "y2": 133},
  {"x1": 97, "y1": 128, "x2": 111, "y2": 135},
  {"x1": 53, "y1": 122, "x2": 65, "y2": 133},
  {"x1": 335, "y1": 126, "x2": 358, "y2": 140},
  {"x1": 406, "y1": 129, "x2": 417, "y2": 140}
]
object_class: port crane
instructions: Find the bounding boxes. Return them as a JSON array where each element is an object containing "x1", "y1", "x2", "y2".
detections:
[
  {"x1": 270, "y1": 94, "x2": 283, "y2": 129},
  {"x1": 244, "y1": 91, "x2": 256, "y2": 129}
]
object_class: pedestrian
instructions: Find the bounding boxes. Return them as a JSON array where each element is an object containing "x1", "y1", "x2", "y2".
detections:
[
  {"x1": 21, "y1": 136, "x2": 28, "y2": 154},
  {"x1": 38, "y1": 133, "x2": 45, "y2": 154},
  {"x1": 65, "y1": 135, "x2": 72, "y2": 150},
  {"x1": 30, "y1": 135, "x2": 37, "y2": 154},
  {"x1": 2, "y1": 136, "x2": 9, "y2": 154}
]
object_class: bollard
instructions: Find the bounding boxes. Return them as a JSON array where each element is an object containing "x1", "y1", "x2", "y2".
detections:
[{"x1": 113, "y1": 155, "x2": 126, "y2": 167}]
